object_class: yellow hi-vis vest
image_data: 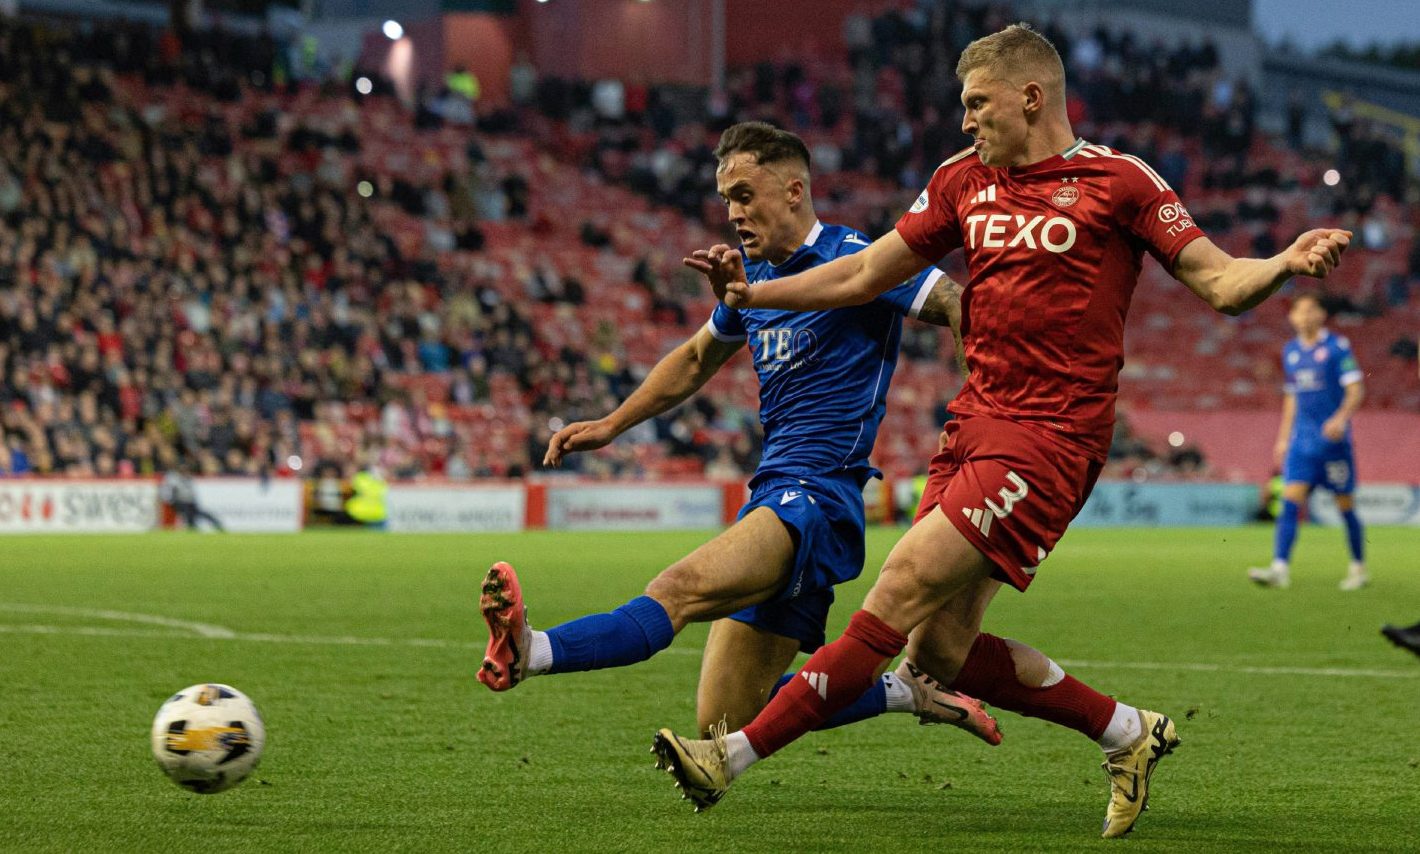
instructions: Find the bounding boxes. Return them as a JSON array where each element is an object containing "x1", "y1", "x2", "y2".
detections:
[{"x1": 346, "y1": 471, "x2": 389, "y2": 524}]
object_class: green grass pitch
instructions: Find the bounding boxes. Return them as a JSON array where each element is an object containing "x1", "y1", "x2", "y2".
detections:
[{"x1": 1, "y1": 526, "x2": 1416, "y2": 853}]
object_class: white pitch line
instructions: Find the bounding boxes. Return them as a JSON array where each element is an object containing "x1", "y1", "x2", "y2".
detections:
[
  {"x1": 0, "y1": 624, "x2": 196, "y2": 641},
  {"x1": 0, "y1": 623, "x2": 479, "y2": 650},
  {"x1": 0, "y1": 622, "x2": 1414, "y2": 680},
  {"x1": 0, "y1": 603, "x2": 236, "y2": 638},
  {"x1": 1056, "y1": 658, "x2": 1417, "y2": 680}
]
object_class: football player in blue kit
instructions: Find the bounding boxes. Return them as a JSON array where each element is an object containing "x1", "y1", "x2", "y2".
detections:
[
  {"x1": 475, "y1": 122, "x2": 1001, "y2": 744},
  {"x1": 1249, "y1": 293, "x2": 1368, "y2": 590}
]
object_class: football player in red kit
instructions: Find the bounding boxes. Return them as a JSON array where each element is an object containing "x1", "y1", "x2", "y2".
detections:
[{"x1": 660, "y1": 22, "x2": 1352, "y2": 839}]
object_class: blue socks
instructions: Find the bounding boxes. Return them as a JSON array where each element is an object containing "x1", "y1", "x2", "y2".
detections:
[
  {"x1": 546, "y1": 596, "x2": 675, "y2": 674},
  {"x1": 769, "y1": 672, "x2": 888, "y2": 730},
  {"x1": 1274, "y1": 498, "x2": 1300, "y2": 562},
  {"x1": 542, "y1": 597, "x2": 897, "y2": 729},
  {"x1": 1342, "y1": 509, "x2": 1365, "y2": 563},
  {"x1": 1273, "y1": 497, "x2": 1364, "y2": 565}
]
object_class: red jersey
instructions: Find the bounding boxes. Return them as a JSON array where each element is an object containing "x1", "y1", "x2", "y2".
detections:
[{"x1": 896, "y1": 139, "x2": 1205, "y2": 461}]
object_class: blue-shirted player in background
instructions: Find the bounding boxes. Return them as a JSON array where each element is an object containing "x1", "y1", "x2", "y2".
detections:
[
  {"x1": 476, "y1": 122, "x2": 1000, "y2": 745},
  {"x1": 1249, "y1": 293, "x2": 1368, "y2": 590}
]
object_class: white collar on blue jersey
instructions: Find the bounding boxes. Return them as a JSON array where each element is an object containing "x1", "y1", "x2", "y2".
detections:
[{"x1": 760, "y1": 221, "x2": 824, "y2": 273}]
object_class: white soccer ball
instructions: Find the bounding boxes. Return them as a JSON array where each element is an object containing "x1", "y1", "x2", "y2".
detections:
[{"x1": 150, "y1": 683, "x2": 265, "y2": 794}]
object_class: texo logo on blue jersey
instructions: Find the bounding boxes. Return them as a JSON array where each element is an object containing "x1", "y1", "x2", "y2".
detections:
[{"x1": 755, "y1": 328, "x2": 819, "y2": 371}]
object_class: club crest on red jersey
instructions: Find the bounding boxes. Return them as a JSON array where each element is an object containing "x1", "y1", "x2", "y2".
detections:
[{"x1": 1051, "y1": 185, "x2": 1079, "y2": 207}]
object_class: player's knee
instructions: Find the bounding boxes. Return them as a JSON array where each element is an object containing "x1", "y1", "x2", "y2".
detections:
[
  {"x1": 865, "y1": 562, "x2": 933, "y2": 624},
  {"x1": 644, "y1": 562, "x2": 714, "y2": 630},
  {"x1": 1003, "y1": 638, "x2": 1064, "y2": 688},
  {"x1": 643, "y1": 573, "x2": 691, "y2": 629},
  {"x1": 1282, "y1": 484, "x2": 1309, "y2": 504},
  {"x1": 1336, "y1": 494, "x2": 1355, "y2": 512}
]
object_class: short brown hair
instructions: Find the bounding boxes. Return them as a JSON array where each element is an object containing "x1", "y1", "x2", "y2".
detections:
[
  {"x1": 956, "y1": 22, "x2": 1065, "y2": 94},
  {"x1": 1292, "y1": 292, "x2": 1328, "y2": 313},
  {"x1": 713, "y1": 121, "x2": 811, "y2": 170}
]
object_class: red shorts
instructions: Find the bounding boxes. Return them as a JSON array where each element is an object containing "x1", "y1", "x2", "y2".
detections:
[{"x1": 913, "y1": 415, "x2": 1103, "y2": 591}]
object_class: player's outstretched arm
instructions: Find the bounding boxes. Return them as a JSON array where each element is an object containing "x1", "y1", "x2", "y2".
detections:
[
  {"x1": 683, "y1": 230, "x2": 929, "y2": 311},
  {"x1": 543, "y1": 326, "x2": 739, "y2": 467},
  {"x1": 1172, "y1": 229, "x2": 1352, "y2": 316}
]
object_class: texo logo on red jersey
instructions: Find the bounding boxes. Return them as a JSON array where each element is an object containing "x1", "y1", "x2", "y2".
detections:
[{"x1": 964, "y1": 213, "x2": 1078, "y2": 254}]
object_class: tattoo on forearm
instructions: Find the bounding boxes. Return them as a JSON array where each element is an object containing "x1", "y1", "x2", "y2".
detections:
[
  {"x1": 917, "y1": 281, "x2": 968, "y2": 376},
  {"x1": 916, "y1": 288, "x2": 953, "y2": 326}
]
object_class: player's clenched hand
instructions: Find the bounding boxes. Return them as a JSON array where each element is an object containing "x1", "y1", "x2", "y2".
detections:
[
  {"x1": 1321, "y1": 415, "x2": 1348, "y2": 442},
  {"x1": 543, "y1": 419, "x2": 617, "y2": 467},
  {"x1": 683, "y1": 244, "x2": 750, "y2": 307},
  {"x1": 1284, "y1": 229, "x2": 1352, "y2": 278}
]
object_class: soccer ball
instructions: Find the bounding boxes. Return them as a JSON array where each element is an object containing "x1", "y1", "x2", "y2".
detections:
[{"x1": 150, "y1": 683, "x2": 265, "y2": 794}]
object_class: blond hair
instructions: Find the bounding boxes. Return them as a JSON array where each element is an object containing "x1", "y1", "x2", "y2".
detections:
[{"x1": 956, "y1": 22, "x2": 1065, "y2": 99}]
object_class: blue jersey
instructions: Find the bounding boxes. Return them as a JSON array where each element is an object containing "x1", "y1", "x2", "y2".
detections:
[
  {"x1": 1283, "y1": 329, "x2": 1362, "y2": 452},
  {"x1": 707, "y1": 221, "x2": 941, "y2": 480}
]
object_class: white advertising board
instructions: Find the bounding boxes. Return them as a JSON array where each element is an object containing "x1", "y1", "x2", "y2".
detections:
[
  {"x1": 1310, "y1": 484, "x2": 1420, "y2": 526},
  {"x1": 546, "y1": 484, "x2": 723, "y2": 530},
  {"x1": 0, "y1": 481, "x2": 158, "y2": 533},
  {"x1": 190, "y1": 479, "x2": 304, "y2": 533},
  {"x1": 387, "y1": 485, "x2": 526, "y2": 532}
]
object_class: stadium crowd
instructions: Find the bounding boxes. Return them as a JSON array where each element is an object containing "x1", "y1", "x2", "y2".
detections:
[
  {"x1": 560, "y1": 5, "x2": 1247, "y2": 233},
  {"x1": 0, "y1": 5, "x2": 1414, "y2": 483}
]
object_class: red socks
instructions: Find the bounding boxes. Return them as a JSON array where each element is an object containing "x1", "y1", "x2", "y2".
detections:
[
  {"x1": 740, "y1": 621, "x2": 1113, "y2": 757},
  {"x1": 948, "y1": 633, "x2": 1115, "y2": 740},
  {"x1": 742, "y1": 610, "x2": 907, "y2": 757}
]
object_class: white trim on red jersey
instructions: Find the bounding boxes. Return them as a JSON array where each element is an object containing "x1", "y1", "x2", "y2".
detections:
[
  {"x1": 938, "y1": 145, "x2": 977, "y2": 171},
  {"x1": 1076, "y1": 143, "x2": 1172, "y2": 192}
]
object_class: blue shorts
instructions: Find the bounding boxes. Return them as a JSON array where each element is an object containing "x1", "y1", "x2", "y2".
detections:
[
  {"x1": 727, "y1": 469, "x2": 873, "y2": 654},
  {"x1": 1283, "y1": 441, "x2": 1356, "y2": 494}
]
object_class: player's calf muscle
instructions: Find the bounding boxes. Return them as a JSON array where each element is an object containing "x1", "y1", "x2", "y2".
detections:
[
  {"x1": 696, "y1": 622, "x2": 800, "y2": 731},
  {"x1": 1003, "y1": 638, "x2": 1056, "y2": 687},
  {"x1": 905, "y1": 637, "x2": 971, "y2": 682}
]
